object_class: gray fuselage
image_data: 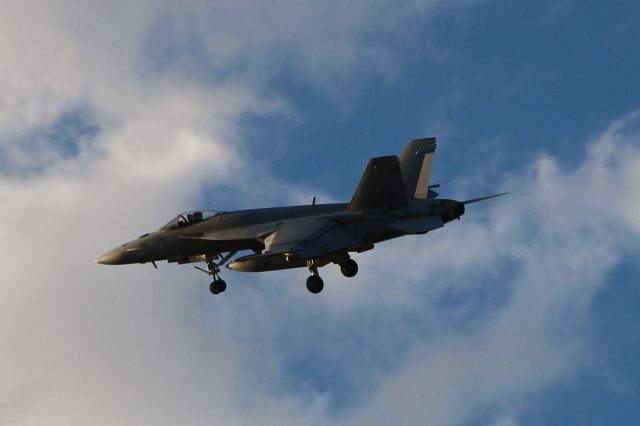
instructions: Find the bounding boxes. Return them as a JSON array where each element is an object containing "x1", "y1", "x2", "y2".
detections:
[{"x1": 96, "y1": 198, "x2": 464, "y2": 269}]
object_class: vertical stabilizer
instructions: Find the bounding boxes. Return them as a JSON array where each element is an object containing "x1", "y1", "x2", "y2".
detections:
[
  {"x1": 347, "y1": 156, "x2": 409, "y2": 213},
  {"x1": 399, "y1": 137, "x2": 436, "y2": 199}
]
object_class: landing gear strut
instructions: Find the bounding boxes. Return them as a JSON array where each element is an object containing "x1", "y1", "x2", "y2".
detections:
[
  {"x1": 194, "y1": 252, "x2": 236, "y2": 295},
  {"x1": 306, "y1": 260, "x2": 324, "y2": 294}
]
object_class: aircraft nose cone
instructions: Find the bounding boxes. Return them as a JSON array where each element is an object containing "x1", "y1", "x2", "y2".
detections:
[{"x1": 96, "y1": 247, "x2": 125, "y2": 265}]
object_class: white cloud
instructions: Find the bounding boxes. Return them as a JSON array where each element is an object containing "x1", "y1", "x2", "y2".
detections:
[
  {"x1": 2, "y1": 1, "x2": 639, "y2": 426},
  {"x1": 336, "y1": 111, "x2": 640, "y2": 425},
  {"x1": 490, "y1": 415, "x2": 519, "y2": 426},
  {"x1": 5, "y1": 108, "x2": 636, "y2": 426}
]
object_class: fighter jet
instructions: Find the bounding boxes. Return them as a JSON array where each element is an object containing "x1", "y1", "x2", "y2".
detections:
[{"x1": 97, "y1": 138, "x2": 507, "y2": 295}]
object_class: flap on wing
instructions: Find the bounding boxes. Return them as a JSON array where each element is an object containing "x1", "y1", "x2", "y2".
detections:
[
  {"x1": 296, "y1": 224, "x2": 360, "y2": 259},
  {"x1": 263, "y1": 219, "x2": 328, "y2": 254},
  {"x1": 347, "y1": 156, "x2": 409, "y2": 213},
  {"x1": 263, "y1": 218, "x2": 361, "y2": 260},
  {"x1": 386, "y1": 216, "x2": 444, "y2": 235}
]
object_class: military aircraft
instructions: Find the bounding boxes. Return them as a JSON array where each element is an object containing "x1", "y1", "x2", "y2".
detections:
[{"x1": 97, "y1": 138, "x2": 507, "y2": 295}]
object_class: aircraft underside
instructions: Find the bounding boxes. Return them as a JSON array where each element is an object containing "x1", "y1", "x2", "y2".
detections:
[{"x1": 186, "y1": 249, "x2": 364, "y2": 294}]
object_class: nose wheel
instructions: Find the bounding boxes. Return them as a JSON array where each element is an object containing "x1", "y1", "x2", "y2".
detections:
[
  {"x1": 209, "y1": 279, "x2": 227, "y2": 294},
  {"x1": 194, "y1": 252, "x2": 236, "y2": 295}
]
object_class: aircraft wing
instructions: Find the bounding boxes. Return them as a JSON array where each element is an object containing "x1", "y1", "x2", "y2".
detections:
[{"x1": 262, "y1": 218, "x2": 361, "y2": 259}]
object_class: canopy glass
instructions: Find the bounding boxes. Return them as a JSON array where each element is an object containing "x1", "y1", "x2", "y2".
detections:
[{"x1": 160, "y1": 210, "x2": 222, "y2": 230}]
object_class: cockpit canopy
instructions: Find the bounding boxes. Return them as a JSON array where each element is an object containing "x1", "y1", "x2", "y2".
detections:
[{"x1": 160, "y1": 210, "x2": 222, "y2": 230}]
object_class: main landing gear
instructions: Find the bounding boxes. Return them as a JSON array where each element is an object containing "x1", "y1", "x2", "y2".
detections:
[
  {"x1": 306, "y1": 260, "x2": 324, "y2": 294},
  {"x1": 195, "y1": 252, "x2": 359, "y2": 295},
  {"x1": 339, "y1": 259, "x2": 358, "y2": 278},
  {"x1": 304, "y1": 258, "x2": 359, "y2": 294},
  {"x1": 194, "y1": 252, "x2": 236, "y2": 295}
]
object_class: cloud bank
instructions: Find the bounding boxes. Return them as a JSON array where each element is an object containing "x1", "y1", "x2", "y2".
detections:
[{"x1": 2, "y1": 1, "x2": 639, "y2": 425}]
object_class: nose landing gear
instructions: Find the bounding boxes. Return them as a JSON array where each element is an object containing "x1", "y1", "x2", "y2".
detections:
[
  {"x1": 209, "y1": 279, "x2": 227, "y2": 294},
  {"x1": 194, "y1": 252, "x2": 236, "y2": 295}
]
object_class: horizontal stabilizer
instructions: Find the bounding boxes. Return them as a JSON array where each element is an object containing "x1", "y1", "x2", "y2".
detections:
[
  {"x1": 347, "y1": 156, "x2": 409, "y2": 213},
  {"x1": 462, "y1": 192, "x2": 509, "y2": 205},
  {"x1": 386, "y1": 216, "x2": 444, "y2": 235}
]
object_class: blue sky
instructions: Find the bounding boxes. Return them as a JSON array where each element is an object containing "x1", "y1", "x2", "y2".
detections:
[
  {"x1": 1, "y1": 1, "x2": 639, "y2": 425},
  {"x1": 248, "y1": 0, "x2": 640, "y2": 191}
]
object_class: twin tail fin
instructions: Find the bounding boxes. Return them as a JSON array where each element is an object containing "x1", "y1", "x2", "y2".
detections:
[{"x1": 347, "y1": 138, "x2": 437, "y2": 212}]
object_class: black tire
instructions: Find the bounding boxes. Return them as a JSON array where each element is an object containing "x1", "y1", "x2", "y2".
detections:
[
  {"x1": 306, "y1": 275, "x2": 324, "y2": 294},
  {"x1": 339, "y1": 259, "x2": 358, "y2": 278},
  {"x1": 209, "y1": 280, "x2": 227, "y2": 294}
]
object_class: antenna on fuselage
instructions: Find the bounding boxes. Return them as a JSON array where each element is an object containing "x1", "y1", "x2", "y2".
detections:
[{"x1": 312, "y1": 196, "x2": 316, "y2": 206}]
